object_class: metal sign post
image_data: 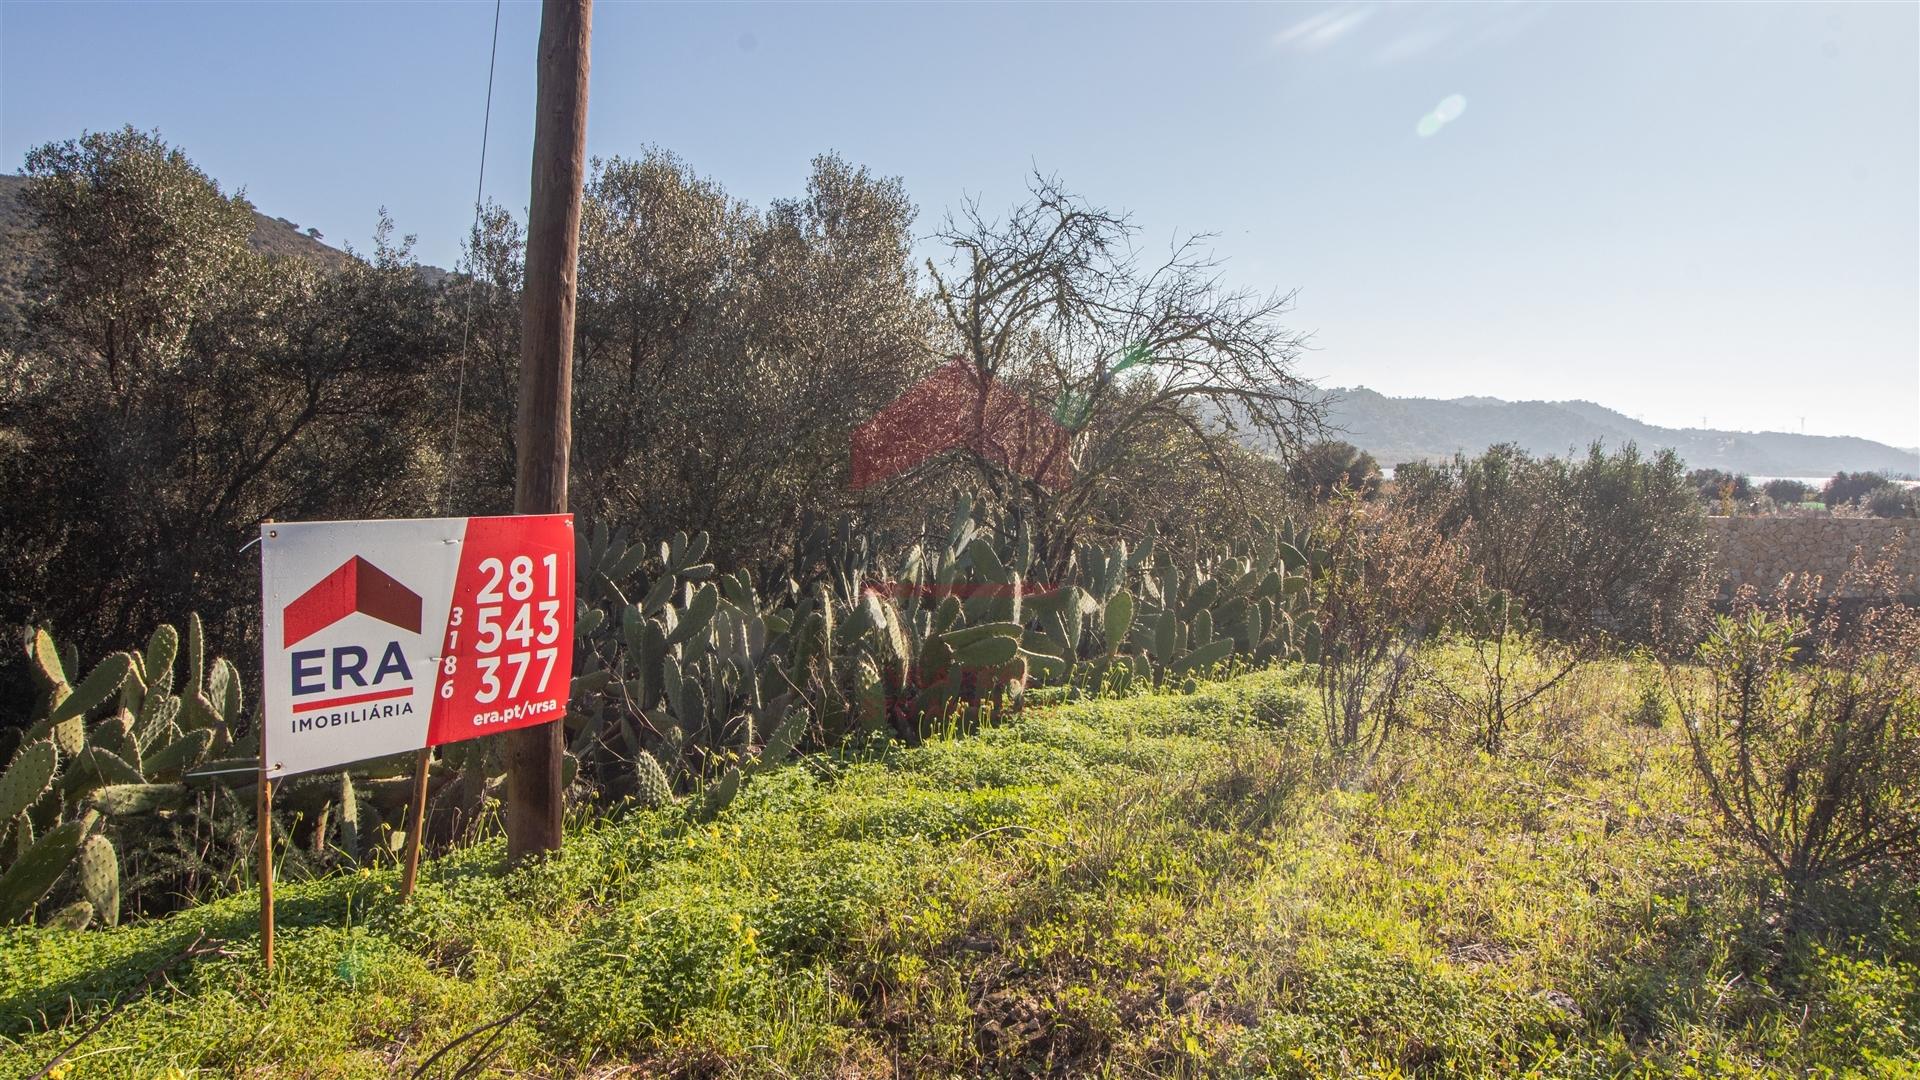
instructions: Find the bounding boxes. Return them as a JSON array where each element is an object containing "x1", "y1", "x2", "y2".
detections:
[
  {"x1": 400, "y1": 746, "x2": 432, "y2": 900},
  {"x1": 259, "y1": 520, "x2": 277, "y2": 972},
  {"x1": 257, "y1": 762, "x2": 275, "y2": 971}
]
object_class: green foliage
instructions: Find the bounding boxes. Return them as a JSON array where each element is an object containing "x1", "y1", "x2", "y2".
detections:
[
  {"x1": 1234, "y1": 940, "x2": 1563, "y2": 1075},
  {"x1": 1686, "y1": 466, "x2": 1753, "y2": 510},
  {"x1": 1423, "y1": 588, "x2": 1603, "y2": 754},
  {"x1": 1823, "y1": 470, "x2": 1897, "y2": 510},
  {"x1": 1868, "y1": 484, "x2": 1919, "y2": 519},
  {"x1": 1396, "y1": 441, "x2": 1712, "y2": 647},
  {"x1": 0, "y1": 502, "x2": 1322, "y2": 932},
  {"x1": 1312, "y1": 497, "x2": 1465, "y2": 754},
  {"x1": 564, "y1": 500, "x2": 1322, "y2": 815},
  {"x1": 18, "y1": 126, "x2": 256, "y2": 367},
  {"x1": 1288, "y1": 439, "x2": 1382, "y2": 502},
  {"x1": 1627, "y1": 669, "x2": 1672, "y2": 729},
  {"x1": 1, "y1": 129, "x2": 459, "y2": 660},
  {"x1": 1807, "y1": 471, "x2": 1918, "y2": 518},
  {"x1": 3, "y1": 133, "x2": 1326, "y2": 662},
  {"x1": 557, "y1": 151, "x2": 933, "y2": 574},
  {"x1": 1762, "y1": 477, "x2": 1815, "y2": 507}
]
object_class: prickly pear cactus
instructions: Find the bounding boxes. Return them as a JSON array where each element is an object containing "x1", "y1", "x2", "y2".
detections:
[
  {"x1": 0, "y1": 812, "x2": 96, "y2": 924},
  {"x1": 48, "y1": 651, "x2": 133, "y2": 725},
  {"x1": 692, "y1": 766, "x2": 741, "y2": 824},
  {"x1": 338, "y1": 772, "x2": 363, "y2": 864},
  {"x1": 554, "y1": 506, "x2": 1330, "y2": 861},
  {"x1": 91, "y1": 783, "x2": 187, "y2": 816},
  {"x1": 0, "y1": 740, "x2": 57, "y2": 825},
  {"x1": 3, "y1": 616, "x2": 250, "y2": 927},
  {"x1": 44, "y1": 900, "x2": 94, "y2": 931},
  {"x1": 76, "y1": 833, "x2": 120, "y2": 926}
]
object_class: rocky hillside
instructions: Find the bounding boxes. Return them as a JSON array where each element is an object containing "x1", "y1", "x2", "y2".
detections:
[{"x1": 0, "y1": 173, "x2": 350, "y2": 336}]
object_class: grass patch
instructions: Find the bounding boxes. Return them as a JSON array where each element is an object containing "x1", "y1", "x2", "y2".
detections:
[{"x1": 1, "y1": 663, "x2": 1915, "y2": 1077}]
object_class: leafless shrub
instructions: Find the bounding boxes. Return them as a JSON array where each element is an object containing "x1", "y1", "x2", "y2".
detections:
[
  {"x1": 1670, "y1": 540, "x2": 1920, "y2": 922},
  {"x1": 1428, "y1": 588, "x2": 1590, "y2": 754}
]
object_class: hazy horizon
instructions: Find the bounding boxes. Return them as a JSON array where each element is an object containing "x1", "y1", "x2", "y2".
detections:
[{"x1": 3, "y1": 1, "x2": 1915, "y2": 446}]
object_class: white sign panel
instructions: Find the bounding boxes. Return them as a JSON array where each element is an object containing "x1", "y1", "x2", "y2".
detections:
[{"x1": 259, "y1": 515, "x2": 574, "y2": 777}]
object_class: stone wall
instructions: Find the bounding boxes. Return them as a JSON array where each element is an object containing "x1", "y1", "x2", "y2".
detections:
[{"x1": 1706, "y1": 516, "x2": 1920, "y2": 599}]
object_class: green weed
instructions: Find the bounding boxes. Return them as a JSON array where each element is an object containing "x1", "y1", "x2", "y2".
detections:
[{"x1": 0, "y1": 666, "x2": 1913, "y2": 1078}]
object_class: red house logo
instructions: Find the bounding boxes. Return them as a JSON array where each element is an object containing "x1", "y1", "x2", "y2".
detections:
[
  {"x1": 851, "y1": 357, "x2": 1072, "y2": 491},
  {"x1": 283, "y1": 556, "x2": 423, "y2": 647}
]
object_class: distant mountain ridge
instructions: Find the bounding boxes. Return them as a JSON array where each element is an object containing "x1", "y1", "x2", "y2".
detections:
[{"x1": 1322, "y1": 387, "x2": 1919, "y2": 478}]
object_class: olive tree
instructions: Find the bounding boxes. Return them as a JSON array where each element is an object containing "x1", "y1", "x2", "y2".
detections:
[
  {"x1": 17, "y1": 126, "x2": 257, "y2": 386},
  {"x1": 438, "y1": 200, "x2": 526, "y2": 517},
  {"x1": 1289, "y1": 439, "x2": 1381, "y2": 502},
  {"x1": 565, "y1": 150, "x2": 931, "y2": 569},
  {"x1": 0, "y1": 129, "x2": 458, "y2": 657}
]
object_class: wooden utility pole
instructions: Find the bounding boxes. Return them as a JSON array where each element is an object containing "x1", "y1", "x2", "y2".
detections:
[{"x1": 506, "y1": 0, "x2": 590, "y2": 859}]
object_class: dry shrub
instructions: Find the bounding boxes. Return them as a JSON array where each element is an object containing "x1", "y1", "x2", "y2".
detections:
[
  {"x1": 1671, "y1": 540, "x2": 1920, "y2": 919},
  {"x1": 1313, "y1": 497, "x2": 1466, "y2": 755}
]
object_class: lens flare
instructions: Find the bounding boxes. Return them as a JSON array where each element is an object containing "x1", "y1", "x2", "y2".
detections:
[{"x1": 1416, "y1": 93, "x2": 1468, "y2": 137}]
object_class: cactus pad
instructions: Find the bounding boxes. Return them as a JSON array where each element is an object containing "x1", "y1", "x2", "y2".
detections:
[
  {"x1": 0, "y1": 814, "x2": 93, "y2": 923},
  {"x1": 76, "y1": 833, "x2": 120, "y2": 926},
  {"x1": 0, "y1": 740, "x2": 57, "y2": 825},
  {"x1": 634, "y1": 752, "x2": 673, "y2": 809}
]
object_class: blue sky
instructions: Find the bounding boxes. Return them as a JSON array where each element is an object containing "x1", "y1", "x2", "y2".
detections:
[{"x1": 3, "y1": 1, "x2": 1915, "y2": 447}]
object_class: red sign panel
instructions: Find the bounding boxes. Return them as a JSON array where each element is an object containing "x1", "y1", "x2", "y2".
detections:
[{"x1": 427, "y1": 515, "x2": 574, "y2": 745}]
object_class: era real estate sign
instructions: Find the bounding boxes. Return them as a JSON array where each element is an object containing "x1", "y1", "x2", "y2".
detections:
[{"x1": 260, "y1": 515, "x2": 575, "y2": 777}]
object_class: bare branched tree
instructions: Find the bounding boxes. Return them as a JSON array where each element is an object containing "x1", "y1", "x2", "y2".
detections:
[{"x1": 925, "y1": 173, "x2": 1320, "y2": 572}]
